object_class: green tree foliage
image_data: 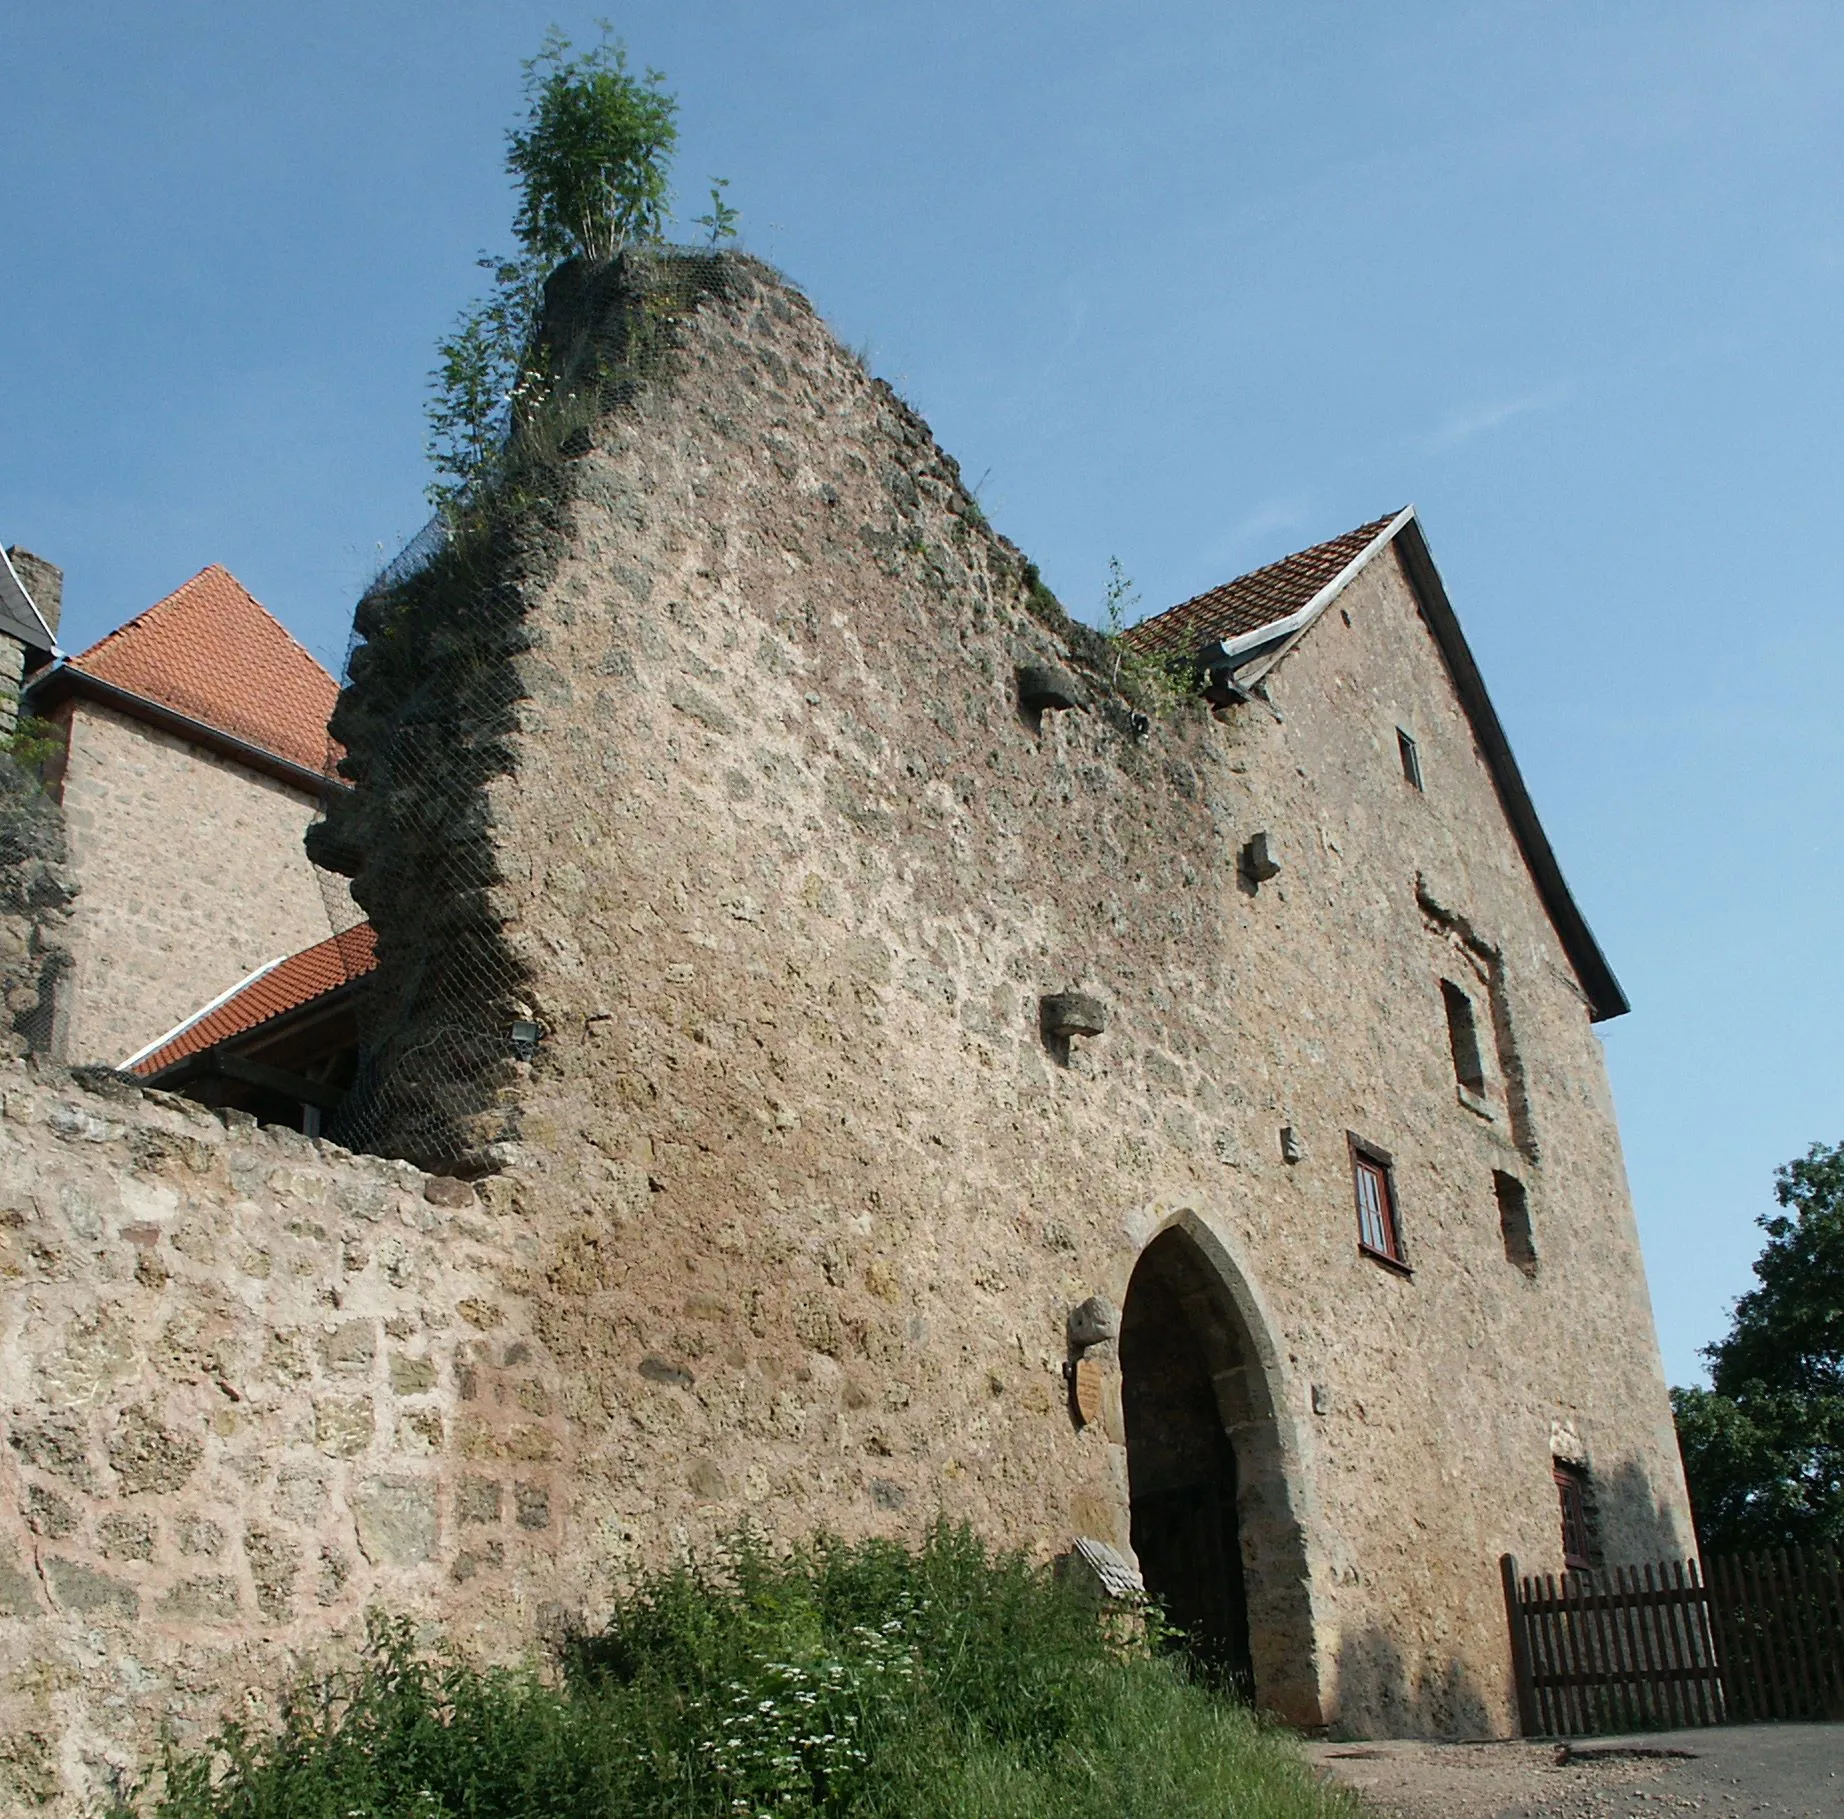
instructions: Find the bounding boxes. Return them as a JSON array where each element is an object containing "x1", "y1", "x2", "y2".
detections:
[
  {"x1": 425, "y1": 26, "x2": 683, "y2": 512},
  {"x1": 1672, "y1": 1140, "x2": 1844, "y2": 1551},
  {"x1": 120, "y1": 1527, "x2": 1355, "y2": 1819},
  {"x1": 425, "y1": 255, "x2": 548, "y2": 513},
  {"x1": 2, "y1": 713, "x2": 62, "y2": 776},
  {"x1": 508, "y1": 26, "x2": 679, "y2": 264}
]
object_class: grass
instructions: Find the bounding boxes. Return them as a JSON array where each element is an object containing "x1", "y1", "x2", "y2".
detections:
[{"x1": 119, "y1": 1525, "x2": 1356, "y2": 1819}]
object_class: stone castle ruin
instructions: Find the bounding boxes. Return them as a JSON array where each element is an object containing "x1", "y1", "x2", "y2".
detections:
[{"x1": 0, "y1": 250, "x2": 1692, "y2": 1803}]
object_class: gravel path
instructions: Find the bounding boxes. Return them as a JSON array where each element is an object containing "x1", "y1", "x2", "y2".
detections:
[{"x1": 1306, "y1": 1724, "x2": 1842, "y2": 1818}]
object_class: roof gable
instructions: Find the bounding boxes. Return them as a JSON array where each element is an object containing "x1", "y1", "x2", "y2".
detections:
[
  {"x1": 1126, "y1": 513, "x2": 1405, "y2": 660},
  {"x1": 69, "y1": 566, "x2": 336, "y2": 774},
  {"x1": 1125, "y1": 511, "x2": 1628, "y2": 1021}
]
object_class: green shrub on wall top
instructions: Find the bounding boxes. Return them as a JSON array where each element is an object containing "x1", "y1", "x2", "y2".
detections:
[
  {"x1": 1102, "y1": 557, "x2": 1205, "y2": 716},
  {"x1": 425, "y1": 254, "x2": 553, "y2": 514},
  {"x1": 509, "y1": 26, "x2": 679, "y2": 264},
  {"x1": 425, "y1": 27, "x2": 693, "y2": 515}
]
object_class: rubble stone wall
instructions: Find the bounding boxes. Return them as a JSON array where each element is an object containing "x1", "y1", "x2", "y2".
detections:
[
  {"x1": 0, "y1": 1064, "x2": 562, "y2": 1811},
  {"x1": 319, "y1": 253, "x2": 1690, "y2": 1741},
  {"x1": 0, "y1": 758, "x2": 75, "y2": 1058}
]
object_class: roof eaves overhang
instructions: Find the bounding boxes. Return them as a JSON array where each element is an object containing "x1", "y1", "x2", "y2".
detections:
[
  {"x1": 122, "y1": 953, "x2": 290, "y2": 1071},
  {"x1": 1389, "y1": 513, "x2": 1628, "y2": 1022},
  {"x1": 144, "y1": 1046, "x2": 349, "y2": 1112},
  {"x1": 140, "y1": 973, "x2": 368, "y2": 1090},
  {"x1": 1197, "y1": 507, "x2": 1627, "y2": 1021},
  {"x1": 25, "y1": 661, "x2": 341, "y2": 797}
]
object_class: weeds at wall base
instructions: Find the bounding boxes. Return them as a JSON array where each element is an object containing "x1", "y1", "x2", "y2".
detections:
[{"x1": 114, "y1": 1526, "x2": 1357, "y2": 1819}]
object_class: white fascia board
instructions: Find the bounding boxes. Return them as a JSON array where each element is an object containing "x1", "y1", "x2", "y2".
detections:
[
  {"x1": 120, "y1": 954, "x2": 289, "y2": 1071},
  {"x1": 0, "y1": 547, "x2": 61, "y2": 655},
  {"x1": 1204, "y1": 505, "x2": 1416, "y2": 681}
]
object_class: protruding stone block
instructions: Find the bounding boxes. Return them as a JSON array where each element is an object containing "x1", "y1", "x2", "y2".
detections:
[
  {"x1": 1066, "y1": 1295, "x2": 1118, "y2": 1350},
  {"x1": 1016, "y1": 663, "x2": 1086, "y2": 714},
  {"x1": 1040, "y1": 992, "x2": 1108, "y2": 1040},
  {"x1": 1242, "y1": 831, "x2": 1281, "y2": 883}
]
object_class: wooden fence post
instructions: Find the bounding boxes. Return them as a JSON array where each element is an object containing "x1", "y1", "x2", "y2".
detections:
[{"x1": 1501, "y1": 1554, "x2": 1540, "y2": 1736}]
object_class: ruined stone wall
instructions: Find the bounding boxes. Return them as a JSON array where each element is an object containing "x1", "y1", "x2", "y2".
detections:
[
  {"x1": 0, "y1": 1062, "x2": 565, "y2": 1812},
  {"x1": 54, "y1": 702, "x2": 345, "y2": 1064},
  {"x1": 0, "y1": 757, "x2": 75, "y2": 1058},
  {"x1": 315, "y1": 252, "x2": 1690, "y2": 1741}
]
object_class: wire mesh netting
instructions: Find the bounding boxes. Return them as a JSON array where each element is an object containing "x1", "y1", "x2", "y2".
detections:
[
  {"x1": 0, "y1": 750, "x2": 77, "y2": 1057},
  {"x1": 305, "y1": 248, "x2": 749, "y2": 1169}
]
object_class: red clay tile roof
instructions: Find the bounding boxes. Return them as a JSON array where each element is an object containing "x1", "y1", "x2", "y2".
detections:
[
  {"x1": 72, "y1": 565, "x2": 338, "y2": 773},
  {"x1": 1123, "y1": 512, "x2": 1405, "y2": 659},
  {"x1": 130, "y1": 922, "x2": 377, "y2": 1077}
]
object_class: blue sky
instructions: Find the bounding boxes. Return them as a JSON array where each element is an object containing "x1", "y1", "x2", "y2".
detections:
[{"x1": 4, "y1": 1, "x2": 1841, "y2": 1387}]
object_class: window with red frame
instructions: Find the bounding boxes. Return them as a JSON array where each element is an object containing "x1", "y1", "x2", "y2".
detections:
[
  {"x1": 1350, "y1": 1138, "x2": 1406, "y2": 1268},
  {"x1": 1555, "y1": 1461, "x2": 1593, "y2": 1571}
]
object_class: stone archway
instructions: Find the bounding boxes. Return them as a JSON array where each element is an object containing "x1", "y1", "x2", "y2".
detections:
[{"x1": 1119, "y1": 1220, "x2": 1319, "y2": 1722}]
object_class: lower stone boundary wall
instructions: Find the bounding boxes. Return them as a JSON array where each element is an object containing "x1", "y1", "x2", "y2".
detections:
[{"x1": 0, "y1": 1062, "x2": 561, "y2": 1812}]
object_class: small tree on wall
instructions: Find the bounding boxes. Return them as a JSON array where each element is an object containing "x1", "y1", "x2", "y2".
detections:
[
  {"x1": 425, "y1": 26, "x2": 690, "y2": 513},
  {"x1": 1672, "y1": 1140, "x2": 1844, "y2": 1552},
  {"x1": 507, "y1": 27, "x2": 678, "y2": 263}
]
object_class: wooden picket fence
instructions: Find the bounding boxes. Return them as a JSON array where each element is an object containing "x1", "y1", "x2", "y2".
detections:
[{"x1": 1501, "y1": 1547, "x2": 1844, "y2": 1736}]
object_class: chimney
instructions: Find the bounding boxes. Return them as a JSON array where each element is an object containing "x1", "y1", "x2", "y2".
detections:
[{"x1": 4, "y1": 549, "x2": 61, "y2": 637}]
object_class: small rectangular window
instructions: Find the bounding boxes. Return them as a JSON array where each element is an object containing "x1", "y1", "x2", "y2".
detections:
[
  {"x1": 1397, "y1": 727, "x2": 1423, "y2": 790},
  {"x1": 1554, "y1": 1461, "x2": 1593, "y2": 1571},
  {"x1": 1441, "y1": 979, "x2": 1487, "y2": 1096},
  {"x1": 1495, "y1": 1170, "x2": 1538, "y2": 1276},
  {"x1": 1349, "y1": 1136, "x2": 1407, "y2": 1270}
]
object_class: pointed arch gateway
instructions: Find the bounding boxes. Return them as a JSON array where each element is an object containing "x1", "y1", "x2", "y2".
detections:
[{"x1": 1119, "y1": 1217, "x2": 1321, "y2": 1724}]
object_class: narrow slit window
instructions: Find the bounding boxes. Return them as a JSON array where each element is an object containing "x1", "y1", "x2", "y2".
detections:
[
  {"x1": 1441, "y1": 980, "x2": 1487, "y2": 1096},
  {"x1": 1349, "y1": 1137, "x2": 1407, "y2": 1269},
  {"x1": 1554, "y1": 1461, "x2": 1593, "y2": 1571},
  {"x1": 1494, "y1": 1170, "x2": 1538, "y2": 1276},
  {"x1": 1397, "y1": 727, "x2": 1423, "y2": 790}
]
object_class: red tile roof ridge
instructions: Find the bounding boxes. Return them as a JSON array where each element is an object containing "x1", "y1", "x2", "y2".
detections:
[
  {"x1": 1122, "y1": 510, "x2": 1409, "y2": 660},
  {"x1": 70, "y1": 565, "x2": 339, "y2": 774},
  {"x1": 128, "y1": 921, "x2": 378, "y2": 1077}
]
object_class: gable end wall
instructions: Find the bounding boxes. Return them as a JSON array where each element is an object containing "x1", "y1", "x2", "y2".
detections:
[
  {"x1": 321, "y1": 252, "x2": 1690, "y2": 1740},
  {"x1": 52, "y1": 702, "x2": 347, "y2": 1064}
]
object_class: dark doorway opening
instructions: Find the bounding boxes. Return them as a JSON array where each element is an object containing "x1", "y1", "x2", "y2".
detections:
[{"x1": 1120, "y1": 1228, "x2": 1254, "y2": 1697}]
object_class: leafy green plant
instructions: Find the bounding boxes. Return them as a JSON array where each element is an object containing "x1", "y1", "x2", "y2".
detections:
[
  {"x1": 694, "y1": 178, "x2": 740, "y2": 248},
  {"x1": 425, "y1": 26, "x2": 684, "y2": 512},
  {"x1": 2, "y1": 712, "x2": 61, "y2": 776},
  {"x1": 1102, "y1": 557, "x2": 1201, "y2": 714},
  {"x1": 119, "y1": 1526, "x2": 1355, "y2": 1819},
  {"x1": 425, "y1": 254, "x2": 551, "y2": 513},
  {"x1": 509, "y1": 26, "x2": 680, "y2": 263}
]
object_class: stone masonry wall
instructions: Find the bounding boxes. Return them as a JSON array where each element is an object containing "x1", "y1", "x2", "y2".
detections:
[
  {"x1": 53, "y1": 702, "x2": 349, "y2": 1065},
  {"x1": 0, "y1": 759, "x2": 75, "y2": 1059},
  {"x1": 0, "y1": 1062, "x2": 565, "y2": 1812},
  {"x1": 317, "y1": 252, "x2": 1691, "y2": 1740}
]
